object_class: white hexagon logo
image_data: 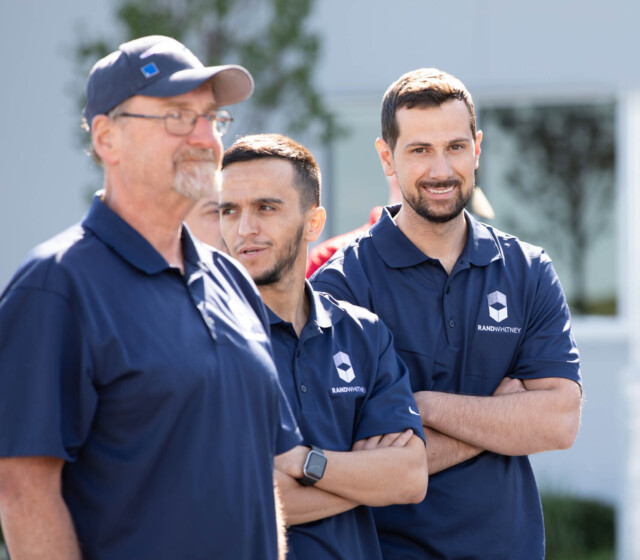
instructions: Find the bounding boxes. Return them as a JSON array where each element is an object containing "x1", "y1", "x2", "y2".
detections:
[
  {"x1": 333, "y1": 351, "x2": 355, "y2": 383},
  {"x1": 487, "y1": 291, "x2": 508, "y2": 323}
]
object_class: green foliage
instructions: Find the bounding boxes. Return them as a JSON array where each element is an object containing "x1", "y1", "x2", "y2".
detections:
[
  {"x1": 542, "y1": 494, "x2": 615, "y2": 559},
  {"x1": 75, "y1": 0, "x2": 343, "y2": 144},
  {"x1": 480, "y1": 103, "x2": 616, "y2": 314}
]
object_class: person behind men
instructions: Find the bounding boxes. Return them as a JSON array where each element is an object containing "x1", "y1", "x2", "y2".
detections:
[
  {"x1": 0, "y1": 36, "x2": 301, "y2": 560},
  {"x1": 312, "y1": 68, "x2": 582, "y2": 559},
  {"x1": 219, "y1": 133, "x2": 428, "y2": 560},
  {"x1": 185, "y1": 192, "x2": 227, "y2": 251},
  {"x1": 305, "y1": 175, "x2": 401, "y2": 278}
]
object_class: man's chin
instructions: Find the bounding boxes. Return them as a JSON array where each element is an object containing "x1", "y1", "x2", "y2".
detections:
[{"x1": 174, "y1": 168, "x2": 220, "y2": 200}]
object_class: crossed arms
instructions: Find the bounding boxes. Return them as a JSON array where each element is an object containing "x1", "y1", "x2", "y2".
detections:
[
  {"x1": 274, "y1": 430, "x2": 427, "y2": 526},
  {"x1": 415, "y1": 376, "x2": 583, "y2": 474}
]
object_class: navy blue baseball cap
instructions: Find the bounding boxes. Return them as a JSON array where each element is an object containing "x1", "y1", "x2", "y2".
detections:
[{"x1": 83, "y1": 35, "x2": 254, "y2": 130}]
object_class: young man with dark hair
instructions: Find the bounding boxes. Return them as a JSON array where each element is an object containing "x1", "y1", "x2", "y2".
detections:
[
  {"x1": 312, "y1": 68, "x2": 582, "y2": 559},
  {"x1": 219, "y1": 133, "x2": 428, "y2": 560}
]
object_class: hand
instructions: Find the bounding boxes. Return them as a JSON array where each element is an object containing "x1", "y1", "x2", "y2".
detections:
[
  {"x1": 352, "y1": 429, "x2": 413, "y2": 451},
  {"x1": 493, "y1": 376, "x2": 526, "y2": 396},
  {"x1": 274, "y1": 445, "x2": 310, "y2": 479}
]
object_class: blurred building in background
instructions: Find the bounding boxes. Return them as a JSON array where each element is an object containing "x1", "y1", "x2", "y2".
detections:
[{"x1": 2, "y1": 1, "x2": 639, "y2": 557}]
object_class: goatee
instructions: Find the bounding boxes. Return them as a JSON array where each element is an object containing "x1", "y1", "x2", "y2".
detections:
[
  {"x1": 405, "y1": 179, "x2": 472, "y2": 224},
  {"x1": 173, "y1": 148, "x2": 219, "y2": 200}
]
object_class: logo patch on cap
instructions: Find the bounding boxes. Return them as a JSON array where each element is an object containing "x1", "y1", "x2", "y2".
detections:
[{"x1": 140, "y1": 62, "x2": 159, "y2": 79}]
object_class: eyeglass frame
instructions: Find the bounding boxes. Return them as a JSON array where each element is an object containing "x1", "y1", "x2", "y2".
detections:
[{"x1": 110, "y1": 108, "x2": 233, "y2": 136}]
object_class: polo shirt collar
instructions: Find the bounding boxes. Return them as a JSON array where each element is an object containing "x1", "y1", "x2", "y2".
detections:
[
  {"x1": 371, "y1": 204, "x2": 502, "y2": 269},
  {"x1": 267, "y1": 281, "x2": 343, "y2": 334},
  {"x1": 463, "y1": 211, "x2": 503, "y2": 267},
  {"x1": 83, "y1": 194, "x2": 204, "y2": 275}
]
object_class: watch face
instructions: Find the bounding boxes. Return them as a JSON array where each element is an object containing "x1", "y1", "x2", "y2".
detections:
[{"x1": 304, "y1": 450, "x2": 327, "y2": 480}]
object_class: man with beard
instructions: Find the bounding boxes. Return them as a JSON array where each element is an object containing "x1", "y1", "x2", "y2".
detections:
[
  {"x1": 219, "y1": 133, "x2": 427, "y2": 560},
  {"x1": 311, "y1": 68, "x2": 583, "y2": 559},
  {"x1": 0, "y1": 36, "x2": 301, "y2": 560}
]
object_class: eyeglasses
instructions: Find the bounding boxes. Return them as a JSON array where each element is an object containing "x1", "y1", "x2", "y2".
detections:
[{"x1": 111, "y1": 108, "x2": 233, "y2": 136}]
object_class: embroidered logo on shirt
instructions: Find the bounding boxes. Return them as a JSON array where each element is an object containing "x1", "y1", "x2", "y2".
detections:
[
  {"x1": 477, "y1": 290, "x2": 522, "y2": 334},
  {"x1": 333, "y1": 351, "x2": 355, "y2": 383},
  {"x1": 488, "y1": 291, "x2": 508, "y2": 323},
  {"x1": 330, "y1": 351, "x2": 366, "y2": 395}
]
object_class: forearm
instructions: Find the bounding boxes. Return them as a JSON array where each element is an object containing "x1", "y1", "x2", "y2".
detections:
[
  {"x1": 415, "y1": 378, "x2": 582, "y2": 456},
  {"x1": 318, "y1": 436, "x2": 427, "y2": 506},
  {"x1": 274, "y1": 481, "x2": 287, "y2": 560},
  {"x1": 0, "y1": 494, "x2": 80, "y2": 560},
  {"x1": 424, "y1": 427, "x2": 483, "y2": 474},
  {"x1": 275, "y1": 469, "x2": 358, "y2": 525}
]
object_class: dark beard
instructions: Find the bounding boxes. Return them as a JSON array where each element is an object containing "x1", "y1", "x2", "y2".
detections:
[
  {"x1": 405, "y1": 179, "x2": 473, "y2": 224},
  {"x1": 253, "y1": 223, "x2": 305, "y2": 286}
]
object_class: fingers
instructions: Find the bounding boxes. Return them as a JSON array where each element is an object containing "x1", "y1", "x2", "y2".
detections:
[
  {"x1": 390, "y1": 429, "x2": 414, "y2": 448},
  {"x1": 377, "y1": 431, "x2": 404, "y2": 448},
  {"x1": 351, "y1": 429, "x2": 414, "y2": 451},
  {"x1": 352, "y1": 435, "x2": 383, "y2": 451},
  {"x1": 493, "y1": 376, "x2": 526, "y2": 396}
]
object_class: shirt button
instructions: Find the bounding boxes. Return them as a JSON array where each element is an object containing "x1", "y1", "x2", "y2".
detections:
[
  {"x1": 445, "y1": 286, "x2": 450, "y2": 295},
  {"x1": 300, "y1": 384, "x2": 308, "y2": 393},
  {"x1": 449, "y1": 319, "x2": 455, "y2": 328}
]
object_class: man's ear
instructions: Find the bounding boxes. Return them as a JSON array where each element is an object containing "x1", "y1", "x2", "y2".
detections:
[
  {"x1": 474, "y1": 130, "x2": 483, "y2": 170},
  {"x1": 305, "y1": 206, "x2": 326, "y2": 243},
  {"x1": 92, "y1": 115, "x2": 119, "y2": 165},
  {"x1": 376, "y1": 138, "x2": 395, "y2": 177}
]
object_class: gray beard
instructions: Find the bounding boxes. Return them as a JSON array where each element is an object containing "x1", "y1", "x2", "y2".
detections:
[{"x1": 173, "y1": 162, "x2": 219, "y2": 200}]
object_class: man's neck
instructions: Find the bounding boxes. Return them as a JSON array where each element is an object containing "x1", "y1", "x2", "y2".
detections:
[
  {"x1": 102, "y1": 183, "x2": 194, "y2": 273},
  {"x1": 394, "y1": 206, "x2": 469, "y2": 275},
  {"x1": 259, "y1": 274, "x2": 310, "y2": 337}
]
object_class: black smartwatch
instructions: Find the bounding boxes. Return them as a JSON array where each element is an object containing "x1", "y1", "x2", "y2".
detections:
[{"x1": 299, "y1": 445, "x2": 327, "y2": 486}]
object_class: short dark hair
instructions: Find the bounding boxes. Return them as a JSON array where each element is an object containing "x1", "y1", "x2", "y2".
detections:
[
  {"x1": 381, "y1": 68, "x2": 476, "y2": 151},
  {"x1": 222, "y1": 133, "x2": 320, "y2": 210}
]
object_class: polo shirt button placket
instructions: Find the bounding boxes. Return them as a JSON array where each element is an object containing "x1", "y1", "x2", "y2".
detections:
[{"x1": 294, "y1": 347, "x2": 308, "y2": 395}]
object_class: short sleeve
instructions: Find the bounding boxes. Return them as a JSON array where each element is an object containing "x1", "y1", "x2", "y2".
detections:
[
  {"x1": 354, "y1": 320, "x2": 425, "y2": 443},
  {"x1": 512, "y1": 256, "x2": 581, "y2": 384},
  {"x1": 274, "y1": 379, "x2": 303, "y2": 454},
  {"x1": 0, "y1": 286, "x2": 98, "y2": 460}
]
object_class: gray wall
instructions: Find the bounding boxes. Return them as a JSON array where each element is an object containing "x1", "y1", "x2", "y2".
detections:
[{"x1": 0, "y1": 0, "x2": 112, "y2": 289}]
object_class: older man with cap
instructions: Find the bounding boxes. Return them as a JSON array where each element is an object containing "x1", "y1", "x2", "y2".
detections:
[{"x1": 0, "y1": 35, "x2": 301, "y2": 560}]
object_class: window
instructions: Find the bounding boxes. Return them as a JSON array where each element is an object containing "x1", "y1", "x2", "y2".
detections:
[{"x1": 478, "y1": 101, "x2": 617, "y2": 316}]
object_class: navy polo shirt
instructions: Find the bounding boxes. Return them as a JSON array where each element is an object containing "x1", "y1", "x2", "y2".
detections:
[
  {"x1": 268, "y1": 283, "x2": 424, "y2": 560},
  {"x1": 312, "y1": 205, "x2": 581, "y2": 560},
  {"x1": 0, "y1": 195, "x2": 301, "y2": 560}
]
